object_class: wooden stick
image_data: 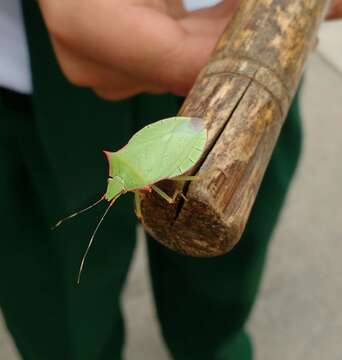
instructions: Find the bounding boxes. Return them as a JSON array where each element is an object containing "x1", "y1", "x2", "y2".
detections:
[{"x1": 140, "y1": 0, "x2": 330, "y2": 256}]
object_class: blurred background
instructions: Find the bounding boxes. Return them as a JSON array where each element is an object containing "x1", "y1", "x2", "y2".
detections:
[{"x1": 1, "y1": 13, "x2": 341, "y2": 360}]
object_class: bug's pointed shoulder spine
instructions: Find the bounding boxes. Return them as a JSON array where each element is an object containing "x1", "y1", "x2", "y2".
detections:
[{"x1": 103, "y1": 150, "x2": 115, "y2": 177}]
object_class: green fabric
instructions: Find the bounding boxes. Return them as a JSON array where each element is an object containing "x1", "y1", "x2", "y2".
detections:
[{"x1": 0, "y1": 1, "x2": 301, "y2": 359}]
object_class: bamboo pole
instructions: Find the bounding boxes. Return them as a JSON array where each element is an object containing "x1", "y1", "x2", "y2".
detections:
[{"x1": 140, "y1": 0, "x2": 330, "y2": 256}]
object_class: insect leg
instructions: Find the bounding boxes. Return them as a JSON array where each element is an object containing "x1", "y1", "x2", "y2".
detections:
[
  {"x1": 52, "y1": 196, "x2": 104, "y2": 230},
  {"x1": 151, "y1": 184, "x2": 189, "y2": 204},
  {"x1": 169, "y1": 175, "x2": 202, "y2": 201},
  {"x1": 170, "y1": 183, "x2": 189, "y2": 202},
  {"x1": 151, "y1": 185, "x2": 176, "y2": 204},
  {"x1": 134, "y1": 192, "x2": 142, "y2": 220},
  {"x1": 180, "y1": 192, "x2": 188, "y2": 202}
]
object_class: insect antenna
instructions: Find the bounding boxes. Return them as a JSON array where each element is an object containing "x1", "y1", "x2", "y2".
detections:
[
  {"x1": 51, "y1": 197, "x2": 104, "y2": 230},
  {"x1": 77, "y1": 198, "x2": 116, "y2": 285}
]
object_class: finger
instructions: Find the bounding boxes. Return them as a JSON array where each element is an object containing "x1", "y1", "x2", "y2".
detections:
[
  {"x1": 179, "y1": 11, "x2": 233, "y2": 37},
  {"x1": 93, "y1": 87, "x2": 144, "y2": 101},
  {"x1": 326, "y1": 1, "x2": 342, "y2": 19},
  {"x1": 93, "y1": 84, "x2": 166, "y2": 101},
  {"x1": 52, "y1": 40, "x2": 170, "y2": 99},
  {"x1": 160, "y1": 34, "x2": 219, "y2": 95},
  {"x1": 178, "y1": 0, "x2": 238, "y2": 36},
  {"x1": 164, "y1": 0, "x2": 188, "y2": 18},
  {"x1": 51, "y1": 39, "x2": 150, "y2": 91},
  {"x1": 49, "y1": 4, "x2": 188, "y2": 83}
]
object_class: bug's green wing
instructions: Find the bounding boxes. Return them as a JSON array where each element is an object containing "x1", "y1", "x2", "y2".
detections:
[{"x1": 116, "y1": 116, "x2": 207, "y2": 187}]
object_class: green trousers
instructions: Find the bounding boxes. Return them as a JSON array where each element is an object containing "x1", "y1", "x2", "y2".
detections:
[{"x1": 0, "y1": 2, "x2": 302, "y2": 360}]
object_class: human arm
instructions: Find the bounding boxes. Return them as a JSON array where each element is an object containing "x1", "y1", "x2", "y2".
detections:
[{"x1": 38, "y1": 0, "x2": 238, "y2": 100}]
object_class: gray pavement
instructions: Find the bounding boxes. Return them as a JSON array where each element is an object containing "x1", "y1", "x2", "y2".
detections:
[{"x1": 1, "y1": 21, "x2": 341, "y2": 360}]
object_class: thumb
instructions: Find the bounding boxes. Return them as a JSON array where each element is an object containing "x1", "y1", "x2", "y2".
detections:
[
  {"x1": 326, "y1": 0, "x2": 342, "y2": 19},
  {"x1": 161, "y1": 33, "x2": 217, "y2": 95}
]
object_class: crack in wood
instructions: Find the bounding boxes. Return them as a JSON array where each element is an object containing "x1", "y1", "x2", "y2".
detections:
[{"x1": 171, "y1": 76, "x2": 255, "y2": 225}]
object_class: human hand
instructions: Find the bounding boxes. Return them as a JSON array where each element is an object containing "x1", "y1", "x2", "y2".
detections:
[
  {"x1": 326, "y1": 0, "x2": 342, "y2": 19},
  {"x1": 38, "y1": 0, "x2": 238, "y2": 100}
]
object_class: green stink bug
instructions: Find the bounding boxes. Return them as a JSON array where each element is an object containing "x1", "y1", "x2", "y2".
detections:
[{"x1": 54, "y1": 116, "x2": 207, "y2": 282}]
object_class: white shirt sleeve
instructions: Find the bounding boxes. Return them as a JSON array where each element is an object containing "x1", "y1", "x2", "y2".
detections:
[
  {"x1": 183, "y1": 0, "x2": 223, "y2": 11},
  {"x1": 0, "y1": 0, "x2": 32, "y2": 94}
]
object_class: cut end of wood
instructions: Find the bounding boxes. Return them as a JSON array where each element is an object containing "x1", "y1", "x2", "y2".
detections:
[{"x1": 140, "y1": 181, "x2": 243, "y2": 257}]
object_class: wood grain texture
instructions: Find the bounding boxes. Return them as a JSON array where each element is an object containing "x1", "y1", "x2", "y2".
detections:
[{"x1": 140, "y1": 0, "x2": 330, "y2": 256}]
